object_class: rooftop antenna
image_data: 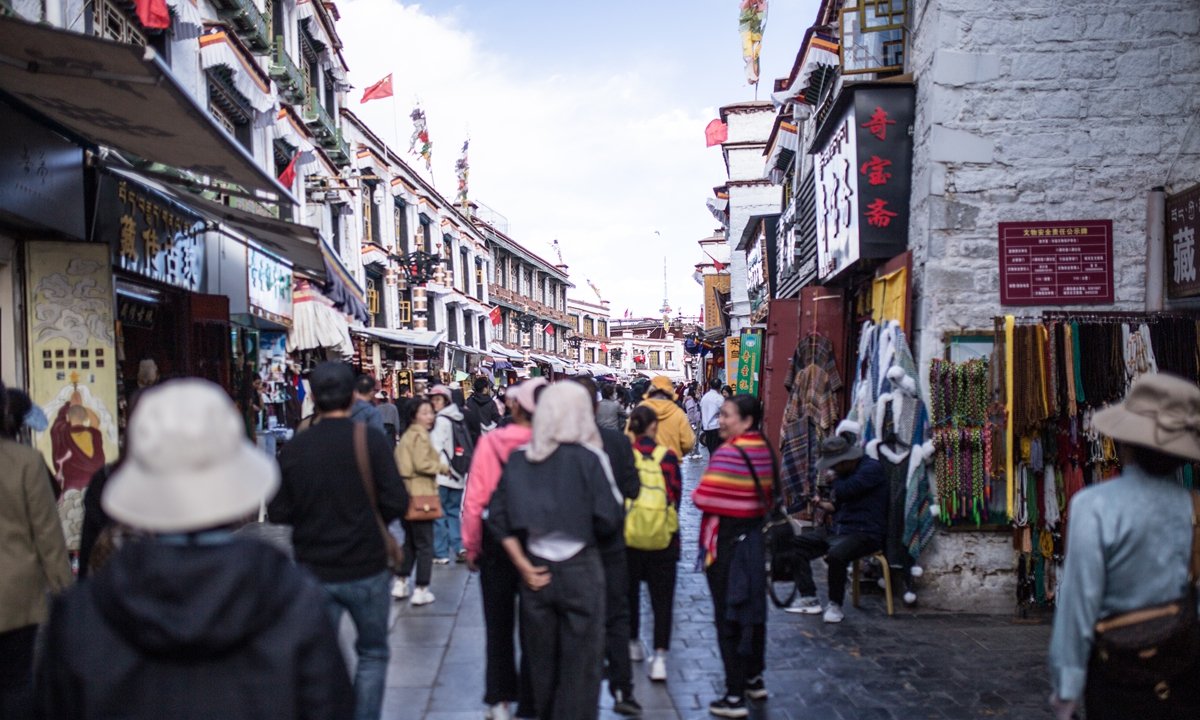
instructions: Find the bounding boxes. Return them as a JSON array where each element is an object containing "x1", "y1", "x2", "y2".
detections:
[{"x1": 659, "y1": 256, "x2": 671, "y2": 318}]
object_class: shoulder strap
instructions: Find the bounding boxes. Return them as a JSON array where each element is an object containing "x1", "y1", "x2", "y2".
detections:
[
  {"x1": 1190, "y1": 490, "x2": 1200, "y2": 584},
  {"x1": 733, "y1": 443, "x2": 770, "y2": 513},
  {"x1": 354, "y1": 423, "x2": 388, "y2": 534},
  {"x1": 651, "y1": 444, "x2": 669, "y2": 463}
]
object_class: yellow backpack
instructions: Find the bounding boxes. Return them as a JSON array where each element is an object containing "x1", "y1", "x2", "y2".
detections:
[{"x1": 624, "y1": 444, "x2": 678, "y2": 551}]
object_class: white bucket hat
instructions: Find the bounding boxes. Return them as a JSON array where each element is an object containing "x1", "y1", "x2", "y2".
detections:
[
  {"x1": 103, "y1": 379, "x2": 280, "y2": 533},
  {"x1": 1093, "y1": 372, "x2": 1200, "y2": 461}
]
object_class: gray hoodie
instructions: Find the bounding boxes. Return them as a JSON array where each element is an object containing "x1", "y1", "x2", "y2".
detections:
[{"x1": 430, "y1": 403, "x2": 467, "y2": 489}]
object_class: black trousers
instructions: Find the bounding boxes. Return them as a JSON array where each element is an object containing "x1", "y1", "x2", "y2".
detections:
[
  {"x1": 479, "y1": 532, "x2": 536, "y2": 713},
  {"x1": 601, "y1": 544, "x2": 633, "y2": 696},
  {"x1": 701, "y1": 430, "x2": 722, "y2": 455},
  {"x1": 790, "y1": 527, "x2": 881, "y2": 606},
  {"x1": 706, "y1": 518, "x2": 765, "y2": 698},
  {"x1": 627, "y1": 540, "x2": 678, "y2": 651},
  {"x1": 399, "y1": 519, "x2": 434, "y2": 586},
  {"x1": 0, "y1": 624, "x2": 36, "y2": 720},
  {"x1": 521, "y1": 548, "x2": 607, "y2": 720},
  {"x1": 1085, "y1": 653, "x2": 1200, "y2": 719}
]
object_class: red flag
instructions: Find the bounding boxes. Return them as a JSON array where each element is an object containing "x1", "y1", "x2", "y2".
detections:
[
  {"x1": 544, "y1": 324, "x2": 555, "y2": 335},
  {"x1": 277, "y1": 152, "x2": 300, "y2": 187},
  {"x1": 134, "y1": 0, "x2": 170, "y2": 29},
  {"x1": 361, "y1": 74, "x2": 394, "y2": 104},
  {"x1": 705, "y1": 251, "x2": 727, "y2": 273},
  {"x1": 705, "y1": 119, "x2": 727, "y2": 147},
  {"x1": 489, "y1": 306, "x2": 502, "y2": 326}
]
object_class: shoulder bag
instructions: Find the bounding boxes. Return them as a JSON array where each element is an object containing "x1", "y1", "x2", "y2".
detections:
[
  {"x1": 733, "y1": 442, "x2": 797, "y2": 608},
  {"x1": 1091, "y1": 490, "x2": 1200, "y2": 699},
  {"x1": 353, "y1": 423, "x2": 406, "y2": 571}
]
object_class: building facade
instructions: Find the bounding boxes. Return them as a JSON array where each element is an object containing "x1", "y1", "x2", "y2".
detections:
[{"x1": 566, "y1": 296, "x2": 613, "y2": 369}]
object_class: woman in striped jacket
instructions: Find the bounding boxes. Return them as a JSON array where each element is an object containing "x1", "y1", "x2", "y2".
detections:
[{"x1": 691, "y1": 394, "x2": 776, "y2": 719}]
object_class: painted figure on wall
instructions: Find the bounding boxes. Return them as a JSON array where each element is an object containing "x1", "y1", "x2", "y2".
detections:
[{"x1": 50, "y1": 391, "x2": 106, "y2": 494}]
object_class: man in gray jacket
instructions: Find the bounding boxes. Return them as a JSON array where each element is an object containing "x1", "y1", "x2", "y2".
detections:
[{"x1": 595, "y1": 383, "x2": 625, "y2": 431}]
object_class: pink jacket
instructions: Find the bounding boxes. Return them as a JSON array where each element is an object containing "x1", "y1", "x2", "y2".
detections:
[{"x1": 461, "y1": 424, "x2": 533, "y2": 561}]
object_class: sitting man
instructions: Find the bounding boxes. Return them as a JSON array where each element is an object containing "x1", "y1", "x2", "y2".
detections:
[{"x1": 784, "y1": 430, "x2": 889, "y2": 623}]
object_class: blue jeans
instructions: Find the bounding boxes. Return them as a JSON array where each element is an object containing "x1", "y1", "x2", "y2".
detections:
[
  {"x1": 324, "y1": 570, "x2": 392, "y2": 720},
  {"x1": 433, "y1": 485, "x2": 464, "y2": 558}
]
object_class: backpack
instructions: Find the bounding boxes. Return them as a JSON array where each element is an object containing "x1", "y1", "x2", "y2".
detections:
[
  {"x1": 440, "y1": 416, "x2": 475, "y2": 480},
  {"x1": 624, "y1": 445, "x2": 678, "y2": 551}
]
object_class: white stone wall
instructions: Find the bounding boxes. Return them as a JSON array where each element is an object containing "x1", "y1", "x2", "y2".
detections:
[{"x1": 903, "y1": 0, "x2": 1200, "y2": 612}]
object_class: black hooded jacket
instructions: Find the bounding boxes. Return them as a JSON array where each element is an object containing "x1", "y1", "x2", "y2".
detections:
[{"x1": 36, "y1": 538, "x2": 352, "y2": 720}]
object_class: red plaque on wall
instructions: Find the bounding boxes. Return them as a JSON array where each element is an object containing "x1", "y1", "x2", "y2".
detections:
[{"x1": 998, "y1": 220, "x2": 1114, "y2": 305}]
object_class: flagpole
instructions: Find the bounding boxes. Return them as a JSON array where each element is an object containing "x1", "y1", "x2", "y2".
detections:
[{"x1": 390, "y1": 90, "x2": 402, "y2": 156}]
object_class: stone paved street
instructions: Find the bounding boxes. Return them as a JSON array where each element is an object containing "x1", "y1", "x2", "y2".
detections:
[{"x1": 356, "y1": 450, "x2": 1055, "y2": 720}]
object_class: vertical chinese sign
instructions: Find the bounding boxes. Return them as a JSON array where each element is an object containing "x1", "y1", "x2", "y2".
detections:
[
  {"x1": 725, "y1": 335, "x2": 741, "y2": 386},
  {"x1": 814, "y1": 84, "x2": 913, "y2": 281},
  {"x1": 736, "y1": 330, "x2": 763, "y2": 396},
  {"x1": 1167, "y1": 183, "x2": 1200, "y2": 298},
  {"x1": 25, "y1": 242, "x2": 119, "y2": 552}
]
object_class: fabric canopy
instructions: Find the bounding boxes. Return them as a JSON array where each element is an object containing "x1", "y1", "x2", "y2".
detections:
[
  {"x1": 288, "y1": 280, "x2": 353, "y2": 356},
  {"x1": 764, "y1": 121, "x2": 800, "y2": 183},
  {"x1": 357, "y1": 327, "x2": 446, "y2": 349},
  {"x1": 198, "y1": 29, "x2": 277, "y2": 127},
  {"x1": 0, "y1": 16, "x2": 291, "y2": 199},
  {"x1": 320, "y1": 242, "x2": 370, "y2": 323},
  {"x1": 489, "y1": 343, "x2": 524, "y2": 360}
]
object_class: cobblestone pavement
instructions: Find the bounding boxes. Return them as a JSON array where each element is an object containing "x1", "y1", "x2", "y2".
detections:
[{"x1": 358, "y1": 448, "x2": 1054, "y2": 720}]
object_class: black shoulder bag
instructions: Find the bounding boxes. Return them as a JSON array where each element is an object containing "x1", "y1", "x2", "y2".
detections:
[
  {"x1": 733, "y1": 443, "x2": 796, "y2": 608},
  {"x1": 1091, "y1": 490, "x2": 1200, "y2": 699}
]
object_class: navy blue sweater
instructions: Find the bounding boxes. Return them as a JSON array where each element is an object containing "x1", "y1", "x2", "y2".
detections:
[{"x1": 831, "y1": 456, "x2": 889, "y2": 542}]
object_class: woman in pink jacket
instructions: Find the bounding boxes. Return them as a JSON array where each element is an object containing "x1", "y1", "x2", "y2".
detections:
[{"x1": 461, "y1": 378, "x2": 546, "y2": 720}]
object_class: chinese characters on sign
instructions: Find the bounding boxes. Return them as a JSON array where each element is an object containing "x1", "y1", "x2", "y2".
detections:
[
  {"x1": 248, "y1": 247, "x2": 294, "y2": 326},
  {"x1": 97, "y1": 175, "x2": 206, "y2": 292},
  {"x1": 725, "y1": 335, "x2": 741, "y2": 385},
  {"x1": 998, "y1": 220, "x2": 1114, "y2": 305},
  {"x1": 814, "y1": 85, "x2": 913, "y2": 281},
  {"x1": 736, "y1": 330, "x2": 763, "y2": 396},
  {"x1": 1167, "y1": 183, "x2": 1200, "y2": 299}
]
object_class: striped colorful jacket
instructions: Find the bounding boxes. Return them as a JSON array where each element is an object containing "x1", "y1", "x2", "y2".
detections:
[{"x1": 691, "y1": 432, "x2": 776, "y2": 518}]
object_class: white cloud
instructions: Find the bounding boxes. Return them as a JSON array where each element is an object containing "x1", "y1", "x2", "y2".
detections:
[{"x1": 338, "y1": 0, "x2": 726, "y2": 317}]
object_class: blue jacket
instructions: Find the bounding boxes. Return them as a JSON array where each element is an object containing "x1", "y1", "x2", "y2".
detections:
[
  {"x1": 831, "y1": 456, "x2": 889, "y2": 542},
  {"x1": 350, "y1": 399, "x2": 386, "y2": 437}
]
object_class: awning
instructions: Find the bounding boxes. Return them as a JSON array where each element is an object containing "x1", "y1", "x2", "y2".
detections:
[
  {"x1": 772, "y1": 33, "x2": 840, "y2": 109},
  {"x1": 706, "y1": 195, "x2": 729, "y2": 224},
  {"x1": 287, "y1": 279, "x2": 353, "y2": 356},
  {"x1": 764, "y1": 121, "x2": 799, "y2": 184},
  {"x1": 199, "y1": 28, "x2": 277, "y2": 127},
  {"x1": 320, "y1": 242, "x2": 370, "y2": 324},
  {"x1": 638, "y1": 369, "x2": 685, "y2": 382},
  {"x1": 489, "y1": 343, "x2": 525, "y2": 360},
  {"x1": 530, "y1": 354, "x2": 567, "y2": 371},
  {"x1": 357, "y1": 326, "x2": 446, "y2": 349},
  {"x1": 0, "y1": 16, "x2": 292, "y2": 200}
]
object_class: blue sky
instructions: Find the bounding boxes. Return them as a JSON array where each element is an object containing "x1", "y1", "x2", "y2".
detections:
[{"x1": 338, "y1": 0, "x2": 820, "y2": 317}]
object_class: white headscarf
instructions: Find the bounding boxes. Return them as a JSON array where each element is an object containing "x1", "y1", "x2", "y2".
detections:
[{"x1": 525, "y1": 381, "x2": 603, "y2": 462}]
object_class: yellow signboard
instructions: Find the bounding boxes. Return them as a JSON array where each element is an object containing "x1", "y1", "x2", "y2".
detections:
[
  {"x1": 704, "y1": 274, "x2": 731, "y2": 332},
  {"x1": 25, "y1": 242, "x2": 120, "y2": 550},
  {"x1": 725, "y1": 335, "x2": 741, "y2": 384}
]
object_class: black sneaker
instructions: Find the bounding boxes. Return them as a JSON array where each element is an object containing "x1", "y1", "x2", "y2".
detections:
[
  {"x1": 708, "y1": 697, "x2": 749, "y2": 718},
  {"x1": 612, "y1": 689, "x2": 642, "y2": 716},
  {"x1": 744, "y1": 675, "x2": 768, "y2": 700}
]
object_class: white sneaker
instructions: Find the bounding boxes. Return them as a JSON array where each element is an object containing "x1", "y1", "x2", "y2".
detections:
[
  {"x1": 486, "y1": 702, "x2": 512, "y2": 720},
  {"x1": 411, "y1": 587, "x2": 436, "y2": 606},
  {"x1": 823, "y1": 602, "x2": 844, "y2": 624},
  {"x1": 391, "y1": 578, "x2": 410, "y2": 600},
  {"x1": 648, "y1": 651, "x2": 667, "y2": 681},
  {"x1": 783, "y1": 595, "x2": 823, "y2": 615},
  {"x1": 628, "y1": 639, "x2": 645, "y2": 662},
  {"x1": 433, "y1": 557, "x2": 451, "y2": 565}
]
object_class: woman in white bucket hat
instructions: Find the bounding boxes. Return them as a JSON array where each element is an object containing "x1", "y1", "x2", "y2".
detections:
[
  {"x1": 1049, "y1": 372, "x2": 1200, "y2": 720},
  {"x1": 35, "y1": 379, "x2": 353, "y2": 720}
]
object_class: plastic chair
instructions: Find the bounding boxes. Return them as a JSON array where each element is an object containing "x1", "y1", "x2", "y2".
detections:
[{"x1": 851, "y1": 552, "x2": 894, "y2": 616}]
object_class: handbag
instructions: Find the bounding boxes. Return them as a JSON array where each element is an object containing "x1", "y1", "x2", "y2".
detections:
[
  {"x1": 353, "y1": 423, "x2": 406, "y2": 571},
  {"x1": 734, "y1": 443, "x2": 797, "y2": 607},
  {"x1": 405, "y1": 494, "x2": 444, "y2": 522},
  {"x1": 1091, "y1": 490, "x2": 1200, "y2": 698}
]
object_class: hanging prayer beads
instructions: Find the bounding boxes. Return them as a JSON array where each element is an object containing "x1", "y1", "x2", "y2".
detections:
[{"x1": 930, "y1": 358, "x2": 993, "y2": 526}]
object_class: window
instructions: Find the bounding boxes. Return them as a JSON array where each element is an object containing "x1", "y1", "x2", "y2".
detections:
[
  {"x1": 395, "y1": 201, "x2": 408, "y2": 254},
  {"x1": 93, "y1": 0, "x2": 147, "y2": 45},
  {"x1": 649, "y1": 351, "x2": 660, "y2": 368},
  {"x1": 421, "y1": 217, "x2": 432, "y2": 253},
  {"x1": 495, "y1": 254, "x2": 505, "y2": 285},
  {"x1": 447, "y1": 307, "x2": 458, "y2": 343},
  {"x1": 428, "y1": 300, "x2": 437, "y2": 331},
  {"x1": 584, "y1": 317, "x2": 594, "y2": 336},
  {"x1": 570, "y1": 314, "x2": 580, "y2": 330},
  {"x1": 365, "y1": 273, "x2": 384, "y2": 328},
  {"x1": 464, "y1": 314, "x2": 473, "y2": 347},
  {"x1": 479, "y1": 318, "x2": 487, "y2": 349},
  {"x1": 460, "y1": 248, "x2": 470, "y2": 293},
  {"x1": 475, "y1": 258, "x2": 485, "y2": 299},
  {"x1": 665, "y1": 351, "x2": 673, "y2": 365},
  {"x1": 206, "y1": 68, "x2": 253, "y2": 153},
  {"x1": 330, "y1": 204, "x2": 344, "y2": 254},
  {"x1": 585, "y1": 348, "x2": 595, "y2": 363},
  {"x1": 398, "y1": 299, "x2": 412, "y2": 324},
  {"x1": 361, "y1": 182, "x2": 377, "y2": 245},
  {"x1": 598, "y1": 320, "x2": 607, "y2": 337},
  {"x1": 324, "y1": 70, "x2": 337, "y2": 118}
]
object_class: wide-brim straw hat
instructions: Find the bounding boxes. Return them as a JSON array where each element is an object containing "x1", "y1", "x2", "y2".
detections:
[
  {"x1": 103, "y1": 379, "x2": 279, "y2": 533},
  {"x1": 1093, "y1": 372, "x2": 1200, "y2": 462}
]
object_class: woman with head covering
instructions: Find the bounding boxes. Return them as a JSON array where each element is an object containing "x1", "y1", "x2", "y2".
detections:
[
  {"x1": 1049, "y1": 373, "x2": 1200, "y2": 720},
  {"x1": 486, "y1": 382, "x2": 624, "y2": 720},
  {"x1": 691, "y1": 394, "x2": 776, "y2": 718}
]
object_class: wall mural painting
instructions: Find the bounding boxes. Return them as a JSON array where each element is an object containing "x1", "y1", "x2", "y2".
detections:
[{"x1": 25, "y1": 242, "x2": 119, "y2": 552}]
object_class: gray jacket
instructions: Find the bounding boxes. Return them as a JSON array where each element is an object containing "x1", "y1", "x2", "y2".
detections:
[{"x1": 595, "y1": 399, "x2": 625, "y2": 431}]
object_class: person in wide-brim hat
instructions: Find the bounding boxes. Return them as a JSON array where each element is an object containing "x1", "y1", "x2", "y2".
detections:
[{"x1": 1049, "y1": 372, "x2": 1200, "y2": 720}]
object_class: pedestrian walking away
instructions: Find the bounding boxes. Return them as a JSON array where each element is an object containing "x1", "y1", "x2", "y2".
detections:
[
  {"x1": 0, "y1": 380, "x2": 72, "y2": 720},
  {"x1": 429, "y1": 384, "x2": 473, "y2": 564},
  {"x1": 595, "y1": 384, "x2": 626, "y2": 431},
  {"x1": 377, "y1": 391, "x2": 401, "y2": 447},
  {"x1": 631, "y1": 375, "x2": 695, "y2": 460},
  {"x1": 699, "y1": 379, "x2": 724, "y2": 456},
  {"x1": 624, "y1": 405, "x2": 682, "y2": 684},
  {"x1": 683, "y1": 387, "x2": 702, "y2": 458},
  {"x1": 575, "y1": 376, "x2": 642, "y2": 716},
  {"x1": 782, "y1": 422, "x2": 888, "y2": 624},
  {"x1": 691, "y1": 394, "x2": 776, "y2": 718},
  {"x1": 1049, "y1": 373, "x2": 1200, "y2": 720},
  {"x1": 467, "y1": 376, "x2": 504, "y2": 436},
  {"x1": 462, "y1": 378, "x2": 547, "y2": 720},
  {"x1": 395, "y1": 397, "x2": 449, "y2": 605},
  {"x1": 38, "y1": 379, "x2": 353, "y2": 720},
  {"x1": 271, "y1": 362, "x2": 409, "y2": 720},
  {"x1": 350, "y1": 373, "x2": 388, "y2": 438},
  {"x1": 487, "y1": 381, "x2": 625, "y2": 720}
]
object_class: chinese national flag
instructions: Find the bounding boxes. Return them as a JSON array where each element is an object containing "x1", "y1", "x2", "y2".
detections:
[
  {"x1": 277, "y1": 152, "x2": 300, "y2": 187},
  {"x1": 544, "y1": 324, "x2": 555, "y2": 335},
  {"x1": 134, "y1": 0, "x2": 170, "y2": 29},
  {"x1": 361, "y1": 74, "x2": 394, "y2": 104},
  {"x1": 489, "y1": 306, "x2": 502, "y2": 326},
  {"x1": 704, "y1": 119, "x2": 728, "y2": 147}
]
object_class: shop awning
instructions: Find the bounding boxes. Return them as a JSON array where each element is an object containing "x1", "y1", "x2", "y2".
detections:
[
  {"x1": 530, "y1": 354, "x2": 568, "y2": 371},
  {"x1": 320, "y1": 242, "x2": 370, "y2": 324},
  {"x1": 764, "y1": 120, "x2": 800, "y2": 184},
  {"x1": 489, "y1": 343, "x2": 525, "y2": 361},
  {"x1": 288, "y1": 279, "x2": 353, "y2": 356},
  {"x1": 357, "y1": 327, "x2": 446, "y2": 349},
  {"x1": 0, "y1": 16, "x2": 292, "y2": 200},
  {"x1": 637, "y1": 369, "x2": 686, "y2": 382},
  {"x1": 581, "y1": 363, "x2": 619, "y2": 376}
]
